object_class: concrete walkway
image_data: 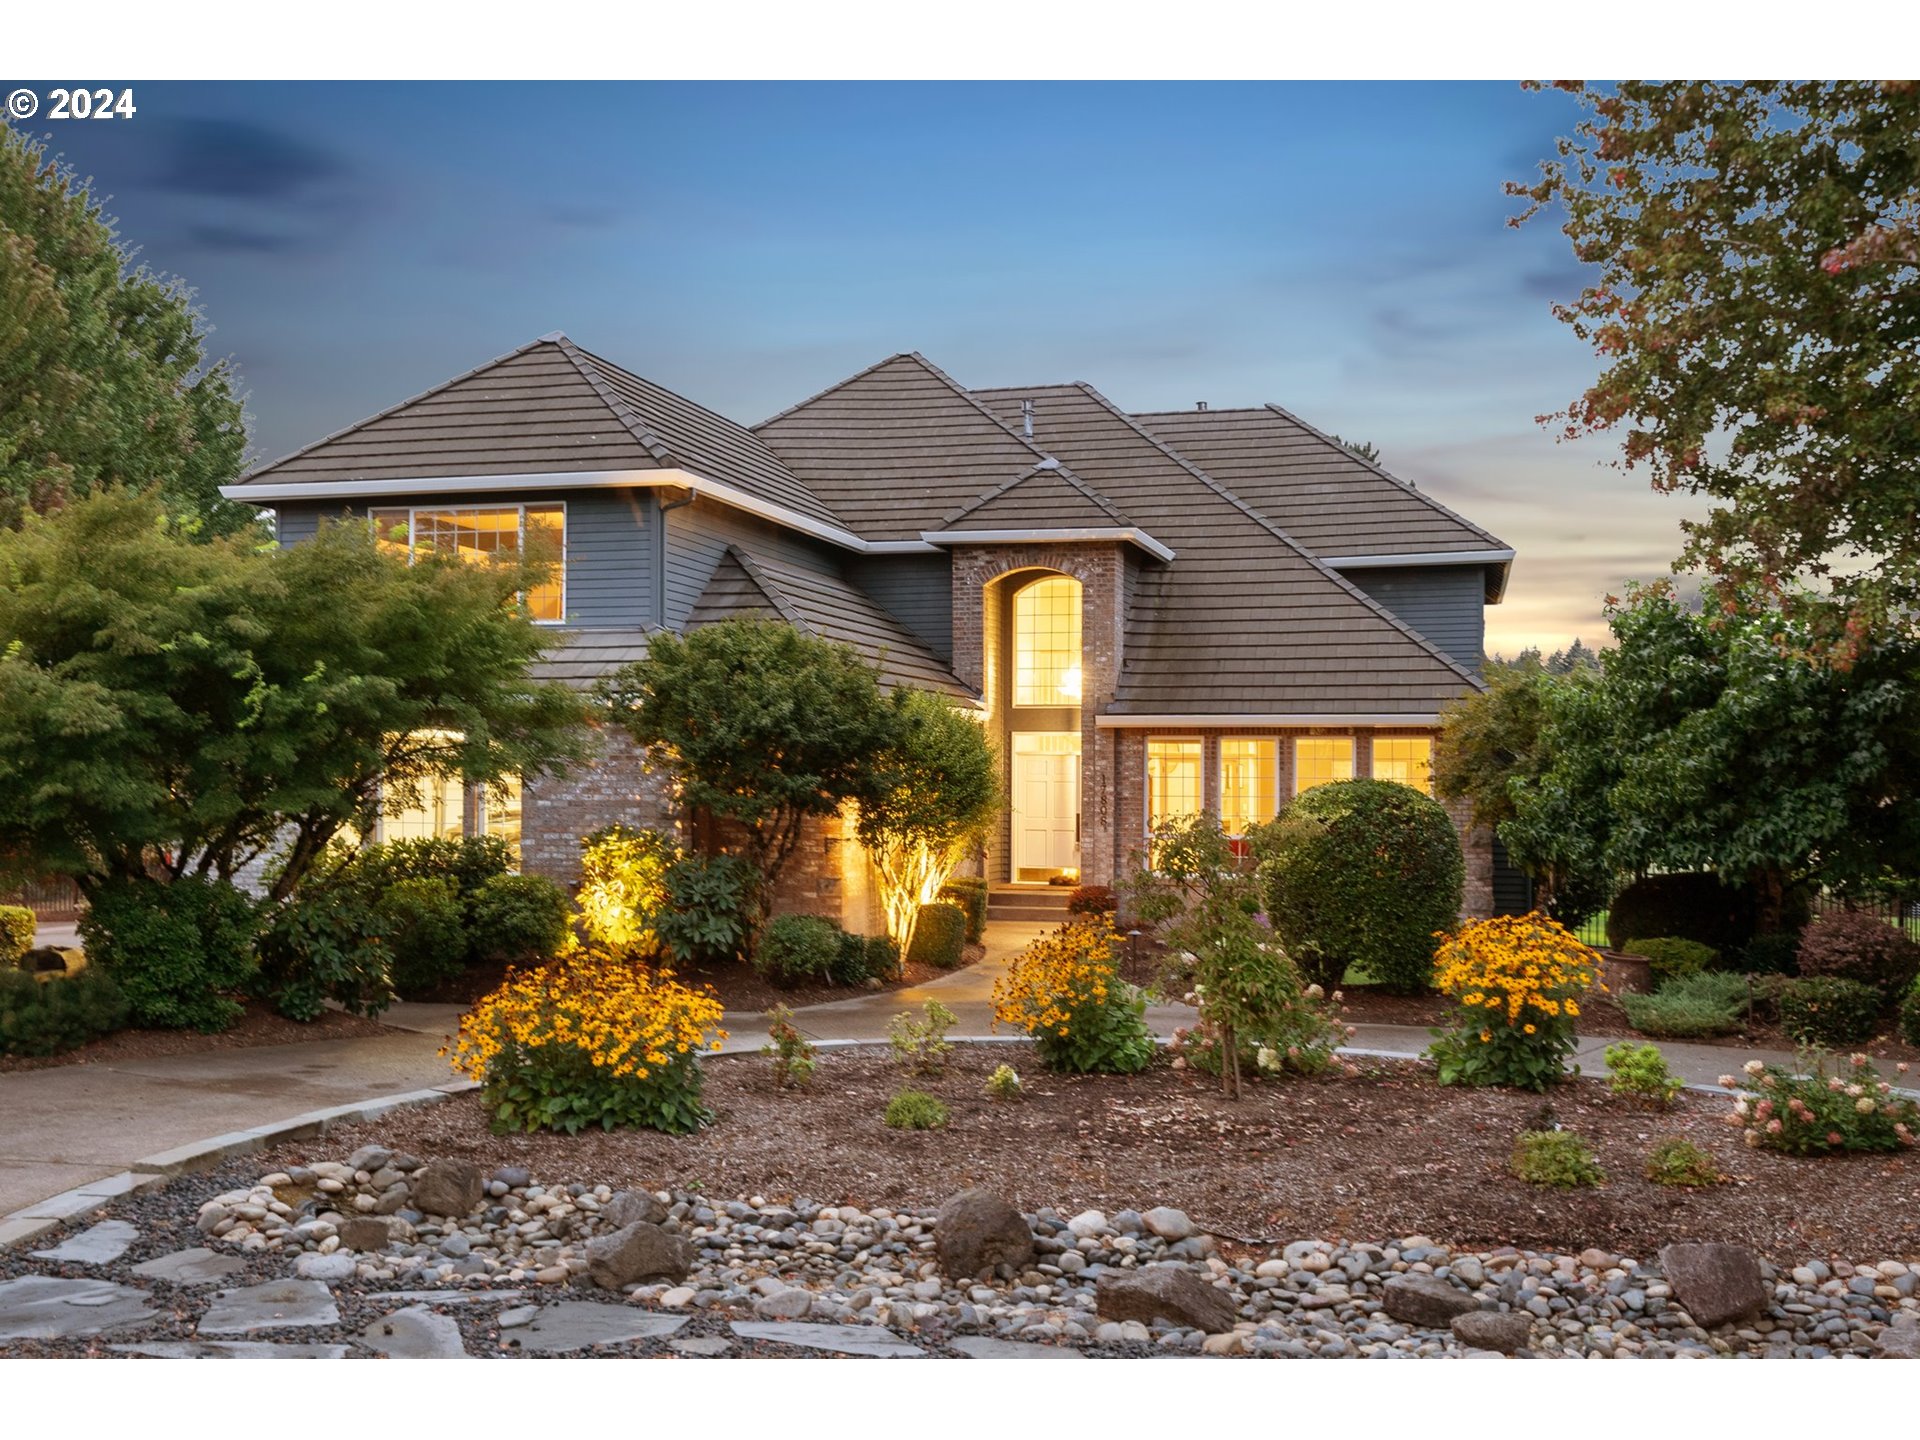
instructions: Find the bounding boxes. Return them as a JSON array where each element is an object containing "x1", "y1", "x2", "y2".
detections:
[{"x1": 3, "y1": 920, "x2": 1902, "y2": 1219}]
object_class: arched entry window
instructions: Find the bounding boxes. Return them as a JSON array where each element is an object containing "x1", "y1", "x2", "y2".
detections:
[{"x1": 1013, "y1": 575, "x2": 1082, "y2": 706}]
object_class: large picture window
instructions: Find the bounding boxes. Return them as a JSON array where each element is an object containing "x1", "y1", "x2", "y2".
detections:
[
  {"x1": 1219, "y1": 738, "x2": 1278, "y2": 835},
  {"x1": 369, "y1": 503, "x2": 565, "y2": 623},
  {"x1": 1146, "y1": 738, "x2": 1202, "y2": 830},
  {"x1": 1013, "y1": 575, "x2": 1083, "y2": 706},
  {"x1": 1372, "y1": 736, "x2": 1434, "y2": 794},
  {"x1": 379, "y1": 774, "x2": 523, "y2": 861},
  {"x1": 1294, "y1": 736, "x2": 1354, "y2": 794}
]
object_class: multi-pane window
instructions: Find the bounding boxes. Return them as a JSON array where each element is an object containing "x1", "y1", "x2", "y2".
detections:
[
  {"x1": 1219, "y1": 738, "x2": 1278, "y2": 835},
  {"x1": 1013, "y1": 575, "x2": 1083, "y2": 706},
  {"x1": 1294, "y1": 736, "x2": 1355, "y2": 794},
  {"x1": 380, "y1": 774, "x2": 523, "y2": 862},
  {"x1": 1372, "y1": 736, "x2": 1434, "y2": 795},
  {"x1": 1147, "y1": 738, "x2": 1202, "y2": 830},
  {"x1": 369, "y1": 504, "x2": 565, "y2": 623}
]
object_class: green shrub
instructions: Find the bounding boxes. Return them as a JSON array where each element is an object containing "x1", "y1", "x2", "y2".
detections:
[
  {"x1": 379, "y1": 876, "x2": 468, "y2": 999},
  {"x1": 1795, "y1": 911, "x2": 1920, "y2": 1003},
  {"x1": 0, "y1": 905, "x2": 35, "y2": 967},
  {"x1": 1901, "y1": 982, "x2": 1920, "y2": 1047},
  {"x1": 0, "y1": 966, "x2": 128, "y2": 1056},
  {"x1": 1725, "y1": 1053, "x2": 1920, "y2": 1154},
  {"x1": 469, "y1": 873, "x2": 571, "y2": 962},
  {"x1": 906, "y1": 902, "x2": 967, "y2": 970},
  {"x1": 1604, "y1": 873, "x2": 1804, "y2": 955},
  {"x1": 1067, "y1": 885, "x2": 1118, "y2": 917},
  {"x1": 1644, "y1": 1137, "x2": 1721, "y2": 1186},
  {"x1": 1604, "y1": 1041, "x2": 1683, "y2": 1107},
  {"x1": 889, "y1": 999, "x2": 957, "y2": 1075},
  {"x1": 1511, "y1": 1129, "x2": 1604, "y2": 1187},
  {"x1": 1619, "y1": 936, "x2": 1717, "y2": 984},
  {"x1": 655, "y1": 853, "x2": 756, "y2": 966},
  {"x1": 1618, "y1": 971, "x2": 1751, "y2": 1038},
  {"x1": 1773, "y1": 976, "x2": 1882, "y2": 1047},
  {"x1": 985, "y1": 1063, "x2": 1022, "y2": 1100},
  {"x1": 253, "y1": 887, "x2": 393, "y2": 1022},
  {"x1": 884, "y1": 1089, "x2": 950, "y2": 1130},
  {"x1": 939, "y1": 876, "x2": 989, "y2": 942},
  {"x1": 754, "y1": 914, "x2": 844, "y2": 987},
  {"x1": 1256, "y1": 777, "x2": 1463, "y2": 992},
  {"x1": 1734, "y1": 931, "x2": 1802, "y2": 977},
  {"x1": 831, "y1": 931, "x2": 895, "y2": 986},
  {"x1": 574, "y1": 824, "x2": 676, "y2": 958},
  {"x1": 81, "y1": 876, "x2": 258, "y2": 1032},
  {"x1": 358, "y1": 835, "x2": 513, "y2": 898},
  {"x1": 761, "y1": 1005, "x2": 816, "y2": 1088}
]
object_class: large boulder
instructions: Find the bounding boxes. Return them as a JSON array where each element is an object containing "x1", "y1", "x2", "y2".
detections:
[
  {"x1": 1451, "y1": 1309, "x2": 1532, "y2": 1354},
  {"x1": 1095, "y1": 1265, "x2": 1238, "y2": 1334},
  {"x1": 338, "y1": 1216, "x2": 408, "y2": 1253},
  {"x1": 410, "y1": 1158, "x2": 484, "y2": 1218},
  {"x1": 1658, "y1": 1242, "x2": 1768, "y2": 1328},
  {"x1": 584, "y1": 1222, "x2": 694, "y2": 1289},
  {"x1": 1382, "y1": 1274, "x2": 1478, "y2": 1328},
  {"x1": 1878, "y1": 1315, "x2": 1920, "y2": 1359},
  {"x1": 602, "y1": 1190, "x2": 668, "y2": 1229},
  {"x1": 934, "y1": 1190, "x2": 1035, "y2": 1280}
]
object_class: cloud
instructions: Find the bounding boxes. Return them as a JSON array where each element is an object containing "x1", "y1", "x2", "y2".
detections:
[
  {"x1": 151, "y1": 118, "x2": 348, "y2": 201},
  {"x1": 184, "y1": 223, "x2": 306, "y2": 255}
]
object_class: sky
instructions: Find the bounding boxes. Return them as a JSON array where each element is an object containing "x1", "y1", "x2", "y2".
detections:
[{"x1": 20, "y1": 80, "x2": 1710, "y2": 655}]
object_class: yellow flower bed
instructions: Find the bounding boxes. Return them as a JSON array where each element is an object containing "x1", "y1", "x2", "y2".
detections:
[
  {"x1": 1428, "y1": 913, "x2": 1600, "y2": 1091},
  {"x1": 991, "y1": 917, "x2": 1153, "y2": 1073}
]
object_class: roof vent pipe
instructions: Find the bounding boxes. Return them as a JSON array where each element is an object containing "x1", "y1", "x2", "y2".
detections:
[
  {"x1": 1022, "y1": 399, "x2": 1034, "y2": 439},
  {"x1": 1196, "y1": 401, "x2": 1209, "y2": 411}
]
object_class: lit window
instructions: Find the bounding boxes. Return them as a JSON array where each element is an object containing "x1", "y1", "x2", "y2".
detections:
[
  {"x1": 1147, "y1": 739, "x2": 1202, "y2": 829},
  {"x1": 368, "y1": 504, "x2": 566, "y2": 623},
  {"x1": 1219, "y1": 739, "x2": 1278, "y2": 835},
  {"x1": 1294, "y1": 737, "x2": 1355, "y2": 794},
  {"x1": 1013, "y1": 575, "x2": 1082, "y2": 706},
  {"x1": 1372, "y1": 736, "x2": 1434, "y2": 794},
  {"x1": 379, "y1": 772, "x2": 468, "y2": 843},
  {"x1": 481, "y1": 775, "x2": 523, "y2": 864}
]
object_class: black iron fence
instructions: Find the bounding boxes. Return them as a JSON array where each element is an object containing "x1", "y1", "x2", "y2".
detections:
[{"x1": 1569, "y1": 894, "x2": 1920, "y2": 951}]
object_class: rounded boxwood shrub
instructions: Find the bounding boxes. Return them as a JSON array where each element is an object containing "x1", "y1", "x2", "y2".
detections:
[
  {"x1": 469, "y1": 872, "x2": 571, "y2": 962},
  {"x1": 1257, "y1": 777, "x2": 1463, "y2": 993},
  {"x1": 0, "y1": 904, "x2": 36, "y2": 968},
  {"x1": 906, "y1": 902, "x2": 967, "y2": 970},
  {"x1": 833, "y1": 931, "x2": 895, "y2": 986},
  {"x1": 754, "y1": 913, "x2": 845, "y2": 987},
  {"x1": 378, "y1": 875, "x2": 469, "y2": 999},
  {"x1": 0, "y1": 966, "x2": 128, "y2": 1056},
  {"x1": 81, "y1": 876, "x2": 259, "y2": 1032},
  {"x1": 938, "y1": 877, "x2": 988, "y2": 942},
  {"x1": 1618, "y1": 936, "x2": 1717, "y2": 985},
  {"x1": 1773, "y1": 976, "x2": 1883, "y2": 1047},
  {"x1": 1795, "y1": 910, "x2": 1920, "y2": 1003}
]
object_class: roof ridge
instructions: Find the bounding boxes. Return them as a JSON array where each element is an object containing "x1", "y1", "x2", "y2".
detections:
[
  {"x1": 1066, "y1": 382, "x2": 1486, "y2": 692},
  {"x1": 750, "y1": 351, "x2": 920, "y2": 431},
  {"x1": 715, "y1": 546, "x2": 814, "y2": 636},
  {"x1": 1132, "y1": 405, "x2": 1271, "y2": 417},
  {"x1": 1259, "y1": 402, "x2": 1509, "y2": 551},
  {"x1": 548, "y1": 336, "x2": 675, "y2": 467},
  {"x1": 241, "y1": 334, "x2": 565, "y2": 481}
]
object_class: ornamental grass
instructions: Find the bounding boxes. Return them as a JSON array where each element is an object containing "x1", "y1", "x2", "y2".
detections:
[
  {"x1": 446, "y1": 954, "x2": 725, "y2": 1134},
  {"x1": 991, "y1": 915, "x2": 1153, "y2": 1074},
  {"x1": 1428, "y1": 912, "x2": 1600, "y2": 1091}
]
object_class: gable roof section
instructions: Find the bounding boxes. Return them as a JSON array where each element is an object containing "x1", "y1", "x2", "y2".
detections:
[
  {"x1": 1134, "y1": 405, "x2": 1508, "y2": 562},
  {"x1": 939, "y1": 462, "x2": 1132, "y2": 530},
  {"x1": 237, "y1": 334, "x2": 844, "y2": 531},
  {"x1": 972, "y1": 382, "x2": 1482, "y2": 717},
  {"x1": 753, "y1": 353, "x2": 1048, "y2": 542},
  {"x1": 689, "y1": 545, "x2": 973, "y2": 700}
]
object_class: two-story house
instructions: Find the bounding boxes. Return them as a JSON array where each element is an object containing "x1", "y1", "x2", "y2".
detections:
[{"x1": 224, "y1": 333, "x2": 1518, "y2": 925}]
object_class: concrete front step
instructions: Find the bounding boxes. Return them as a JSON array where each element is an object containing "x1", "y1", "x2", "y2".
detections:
[{"x1": 986, "y1": 887, "x2": 1075, "y2": 923}]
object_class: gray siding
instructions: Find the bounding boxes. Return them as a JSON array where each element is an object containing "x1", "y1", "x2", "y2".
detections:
[
  {"x1": 1340, "y1": 564, "x2": 1485, "y2": 674},
  {"x1": 845, "y1": 553, "x2": 953, "y2": 661},
  {"x1": 662, "y1": 497, "x2": 843, "y2": 628},
  {"x1": 264, "y1": 488, "x2": 655, "y2": 629}
]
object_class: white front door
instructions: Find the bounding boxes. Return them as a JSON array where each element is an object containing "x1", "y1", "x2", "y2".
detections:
[{"x1": 1012, "y1": 734, "x2": 1080, "y2": 879}]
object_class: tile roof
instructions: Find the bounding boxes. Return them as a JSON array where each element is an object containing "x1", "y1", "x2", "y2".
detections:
[
  {"x1": 528, "y1": 627, "x2": 656, "y2": 691},
  {"x1": 689, "y1": 545, "x2": 973, "y2": 700},
  {"x1": 971, "y1": 383, "x2": 1481, "y2": 717},
  {"x1": 1133, "y1": 404, "x2": 1508, "y2": 559},
  {"x1": 937, "y1": 462, "x2": 1134, "y2": 531}
]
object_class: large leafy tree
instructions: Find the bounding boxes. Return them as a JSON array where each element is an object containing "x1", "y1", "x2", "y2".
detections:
[
  {"x1": 602, "y1": 618, "x2": 899, "y2": 938},
  {"x1": 854, "y1": 688, "x2": 998, "y2": 956},
  {"x1": 0, "y1": 123, "x2": 251, "y2": 534},
  {"x1": 1513, "y1": 82, "x2": 1920, "y2": 661},
  {"x1": 0, "y1": 490, "x2": 588, "y2": 900}
]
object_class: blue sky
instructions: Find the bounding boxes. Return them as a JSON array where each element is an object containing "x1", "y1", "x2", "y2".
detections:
[{"x1": 25, "y1": 80, "x2": 1705, "y2": 653}]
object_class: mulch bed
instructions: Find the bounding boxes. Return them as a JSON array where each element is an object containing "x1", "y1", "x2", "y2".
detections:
[
  {"x1": 283, "y1": 1044, "x2": 1920, "y2": 1265},
  {"x1": 0, "y1": 1000, "x2": 397, "y2": 1074}
]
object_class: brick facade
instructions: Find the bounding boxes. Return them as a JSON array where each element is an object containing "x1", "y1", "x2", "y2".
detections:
[{"x1": 519, "y1": 724, "x2": 677, "y2": 888}]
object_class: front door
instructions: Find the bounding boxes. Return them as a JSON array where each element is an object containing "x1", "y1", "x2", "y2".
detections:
[{"x1": 1012, "y1": 733, "x2": 1080, "y2": 880}]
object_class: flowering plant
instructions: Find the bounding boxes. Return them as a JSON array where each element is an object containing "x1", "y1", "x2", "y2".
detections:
[
  {"x1": 1720, "y1": 1053, "x2": 1918, "y2": 1155},
  {"x1": 1427, "y1": 912, "x2": 1599, "y2": 1091},
  {"x1": 446, "y1": 955, "x2": 725, "y2": 1134},
  {"x1": 992, "y1": 915, "x2": 1153, "y2": 1074}
]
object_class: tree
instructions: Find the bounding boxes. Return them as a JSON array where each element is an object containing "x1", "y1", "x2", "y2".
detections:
[
  {"x1": 1434, "y1": 659, "x2": 1558, "y2": 834},
  {"x1": 0, "y1": 124, "x2": 251, "y2": 535},
  {"x1": 854, "y1": 689, "x2": 998, "y2": 957},
  {"x1": 1512, "y1": 82, "x2": 1920, "y2": 662},
  {"x1": 0, "y1": 490, "x2": 588, "y2": 902},
  {"x1": 602, "y1": 618, "x2": 897, "y2": 943}
]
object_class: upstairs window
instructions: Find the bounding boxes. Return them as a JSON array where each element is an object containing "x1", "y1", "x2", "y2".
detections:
[
  {"x1": 1013, "y1": 575, "x2": 1083, "y2": 706},
  {"x1": 1372, "y1": 736, "x2": 1434, "y2": 795},
  {"x1": 369, "y1": 503, "x2": 566, "y2": 623},
  {"x1": 1294, "y1": 736, "x2": 1354, "y2": 794},
  {"x1": 1219, "y1": 738, "x2": 1278, "y2": 835}
]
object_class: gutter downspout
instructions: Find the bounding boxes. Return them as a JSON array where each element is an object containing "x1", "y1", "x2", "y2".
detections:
[{"x1": 653, "y1": 487, "x2": 695, "y2": 627}]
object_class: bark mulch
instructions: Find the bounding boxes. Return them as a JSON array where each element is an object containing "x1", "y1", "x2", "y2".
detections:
[
  {"x1": 281, "y1": 1044, "x2": 1920, "y2": 1266},
  {"x1": 0, "y1": 1000, "x2": 396, "y2": 1074}
]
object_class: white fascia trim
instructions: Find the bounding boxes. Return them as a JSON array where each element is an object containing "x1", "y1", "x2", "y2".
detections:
[
  {"x1": 1096, "y1": 713, "x2": 1443, "y2": 729},
  {"x1": 221, "y1": 468, "x2": 882, "y2": 554},
  {"x1": 922, "y1": 527, "x2": 1176, "y2": 564},
  {"x1": 1320, "y1": 548, "x2": 1515, "y2": 569}
]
